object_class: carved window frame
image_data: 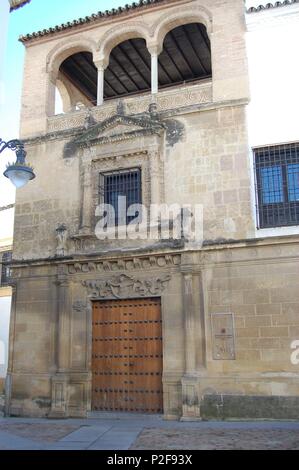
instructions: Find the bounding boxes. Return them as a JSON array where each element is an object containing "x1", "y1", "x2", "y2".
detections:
[{"x1": 90, "y1": 152, "x2": 151, "y2": 232}]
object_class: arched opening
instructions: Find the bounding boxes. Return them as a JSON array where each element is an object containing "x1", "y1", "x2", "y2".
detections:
[
  {"x1": 50, "y1": 25, "x2": 211, "y2": 114},
  {"x1": 158, "y1": 23, "x2": 211, "y2": 89},
  {"x1": 57, "y1": 51, "x2": 98, "y2": 113},
  {"x1": 104, "y1": 38, "x2": 151, "y2": 100}
]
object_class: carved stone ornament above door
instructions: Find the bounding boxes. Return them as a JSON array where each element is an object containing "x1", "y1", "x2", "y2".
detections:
[{"x1": 82, "y1": 273, "x2": 171, "y2": 299}]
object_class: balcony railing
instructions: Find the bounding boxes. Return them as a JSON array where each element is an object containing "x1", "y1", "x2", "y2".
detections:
[{"x1": 47, "y1": 80, "x2": 213, "y2": 134}]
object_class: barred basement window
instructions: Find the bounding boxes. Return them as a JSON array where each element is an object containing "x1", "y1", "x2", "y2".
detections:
[
  {"x1": 1, "y1": 251, "x2": 12, "y2": 286},
  {"x1": 99, "y1": 169, "x2": 142, "y2": 226},
  {"x1": 254, "y1": 143, "x2": 299, "y2": 228}
]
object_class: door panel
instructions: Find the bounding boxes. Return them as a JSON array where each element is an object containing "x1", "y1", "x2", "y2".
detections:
[{"x1": 92, "y1": 298, "x2": 163, "y2": 413}]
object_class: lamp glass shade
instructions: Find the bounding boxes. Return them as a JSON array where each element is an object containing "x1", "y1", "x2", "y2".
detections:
[{"x1": 4, "y1": 166, "x2": 35, "y2": 188}]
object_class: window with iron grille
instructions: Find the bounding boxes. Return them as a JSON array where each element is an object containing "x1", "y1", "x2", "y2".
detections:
[
  {"x1": 99, "y1": 169, "x2": 142, "y2": 226},
  {"x1": 254, "y1": 143, "x2": 299, "y2": 228},
  {"x1": 1, "y1": 251, "x2": 12, "y2": 286}
]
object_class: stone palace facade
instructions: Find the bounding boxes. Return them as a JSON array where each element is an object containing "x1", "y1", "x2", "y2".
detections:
[{"x1": 5, "y1": 0, "x2": 299, "y2": 419}]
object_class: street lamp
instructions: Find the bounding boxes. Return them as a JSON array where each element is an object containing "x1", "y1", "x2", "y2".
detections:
[{"x1": 0, "y1": 138, "x2": 35, "y2": 188}]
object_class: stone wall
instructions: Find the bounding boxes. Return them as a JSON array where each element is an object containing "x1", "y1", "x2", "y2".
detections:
[
  {"x1": 13, "y1": 102, "x2": 253, "y2": 261},
  {"x1": 6, "y1": 238, "x2": 299, "y2": 419}
]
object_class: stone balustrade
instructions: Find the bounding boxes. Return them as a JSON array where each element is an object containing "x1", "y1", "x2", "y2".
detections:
[{"x1": 47, "y1": 80, "x2": 212, "y2": 133}]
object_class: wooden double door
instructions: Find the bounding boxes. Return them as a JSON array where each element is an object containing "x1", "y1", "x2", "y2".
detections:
[{"x1": 92, "y1": 298, "x2": 163, "y2": 413}]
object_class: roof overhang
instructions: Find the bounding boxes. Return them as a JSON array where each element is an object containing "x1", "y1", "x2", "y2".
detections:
[
  {"x1": 10, "y1": 0, "x2": 31, "y2": 12},
  {"x1": 247, "y1": 0, "x2": 299, "y2": 14},
  {"x1": 19, "y1": 0, "x2": 167, "y2": 43}
]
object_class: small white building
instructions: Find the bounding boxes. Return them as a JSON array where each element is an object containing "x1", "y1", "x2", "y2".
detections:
[
  {"x1": 246, "y1": 1, "x2": 299, "y2": 238},
  {"x1": 0, "y1": 206, "x2": 14, "y2": 384}
]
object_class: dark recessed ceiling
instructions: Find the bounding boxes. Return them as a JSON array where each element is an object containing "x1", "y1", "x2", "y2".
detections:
[
  {"x1": 59, "y1": 23, "x2": 211, "y2": 104},
  {"x1": 60, "y1": 51, "x2": 98, "y2": 104},
  {"x1": 159, "y1": 23, "x2": 211, "y2": 86}
]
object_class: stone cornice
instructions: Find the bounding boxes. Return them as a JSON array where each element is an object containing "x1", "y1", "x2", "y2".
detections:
[
  {"x1": 8, "y1": 234, "x2": 299, "y2": 269},
  {"x1": 22, "y1": 97, "x2": 248, "y2": 147}
]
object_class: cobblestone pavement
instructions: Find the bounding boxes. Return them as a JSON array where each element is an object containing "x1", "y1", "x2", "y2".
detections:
[
  {"x1": 0, "y1": 414, "x2": 299, "y2": 450},
  {"x1": 0, "y1": 423, "x2": 79, "y2": 443},
  {"x1": 130, "y1": 426, "x2": 299, "y2": 450}
]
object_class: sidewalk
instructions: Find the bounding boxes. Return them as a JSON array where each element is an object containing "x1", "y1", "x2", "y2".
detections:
[{"x1": 1, "y1": 413, "x2": 299, "y2": 450}]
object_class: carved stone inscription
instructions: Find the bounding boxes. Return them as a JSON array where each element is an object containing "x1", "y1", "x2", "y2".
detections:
[
  {"x1": 68, "y1": 254, "x2": 181, "y2": 274},
  {"x1": 82, "y1": 274, "x2": 171, "y2": 299},
  {"x1": 211, "y1": 313, "x2": 235, "y2": 360}
]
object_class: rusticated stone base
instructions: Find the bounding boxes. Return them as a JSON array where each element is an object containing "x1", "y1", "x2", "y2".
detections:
[{"x1": 201, "y1": 395, "x2": 299, "y2": 420}]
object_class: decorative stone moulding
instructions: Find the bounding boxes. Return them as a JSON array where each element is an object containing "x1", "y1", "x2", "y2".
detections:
[
  {"x1": 67, "y1": 254, "x2": 181, "y2": 274},
  {"x1": 82, "y1": 273, "x2": 171, "y2": 299},
  {"x1": 47, "y1": 82, "x2": 212, "y2": 134}
]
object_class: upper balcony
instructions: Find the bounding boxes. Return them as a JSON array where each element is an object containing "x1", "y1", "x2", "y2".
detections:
[
  {"x1": 47, "y1": 21, "x2": 212, "y2": 133},
  {"x1": 19, "y1": 1, "x2": 250, "y2": 140}
]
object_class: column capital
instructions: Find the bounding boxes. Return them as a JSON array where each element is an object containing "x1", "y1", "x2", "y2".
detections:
[
  {"x1": 94, "y1": 57, "x2": 109, "y2": 71},
  {"x1": 147, "y1": 42, "x2": 163, "y2": 56}
]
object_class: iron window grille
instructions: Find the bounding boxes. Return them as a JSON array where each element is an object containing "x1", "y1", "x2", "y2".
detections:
[
  {"x1": 254, "y1": 143, "x2": 299, "y2": 228},
  {"x1": 1, "y1": 251, "x2": 12, "y2": 286},
  {"x1": 99, "y1": 168, "x2": 142, "y2": 226}
]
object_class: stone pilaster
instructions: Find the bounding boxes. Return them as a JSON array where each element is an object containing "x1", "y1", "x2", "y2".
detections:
[
  {"x1": 49, "y1": 265, "x2": 71, "y2": 418},
  {"x1": 79, "y1": 153, "x2": 92, "y2": 235},
  {"x1": 180, "y1": 253, "x2": 206, "y2": 421}
]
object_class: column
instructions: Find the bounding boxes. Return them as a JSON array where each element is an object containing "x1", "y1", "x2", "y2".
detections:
[
  {"x1": 97, "y1": 65, "x2": 105, "y2": 106},
  {"x1": 148, "y1": 44, "x2": 162, "y2": 98},
  {"x1": 151, "y1": 53, "x2": 158, "y2": 96}
]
